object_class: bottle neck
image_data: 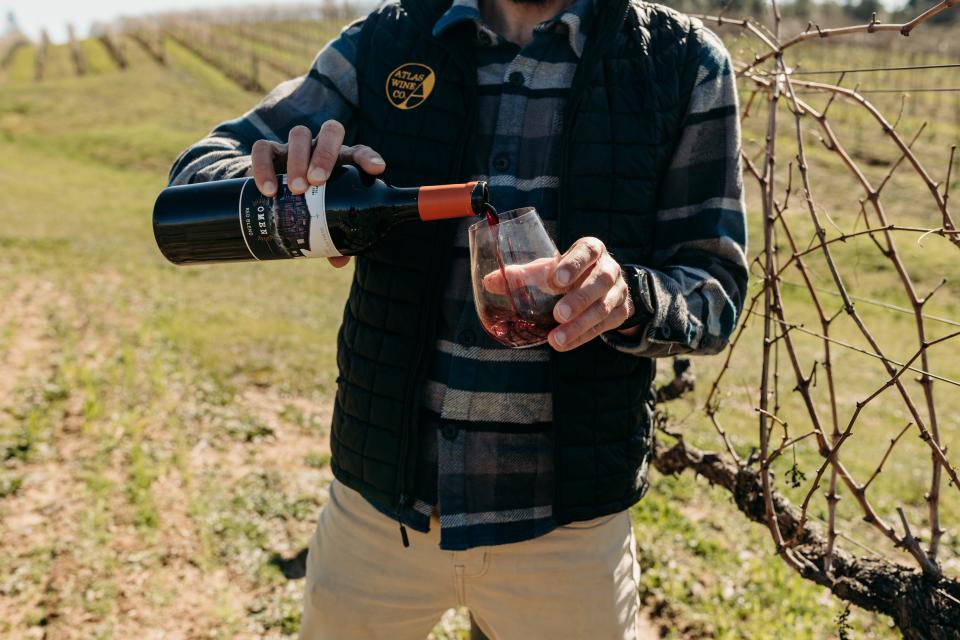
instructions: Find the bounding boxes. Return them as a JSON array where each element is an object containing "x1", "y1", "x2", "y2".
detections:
[
  {"x1": 324, "y1": 173, "x2": 488, "y2": 224},
  {"x1": 383, "y1": 186, "x2": 424, "y2": 223},
  {"x1": 415, "y1": 181, "x2": 489, "y2": 221}
]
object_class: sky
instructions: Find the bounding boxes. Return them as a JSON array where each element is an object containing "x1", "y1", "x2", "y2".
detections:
[{"x1": 4, "y1": 0, "x2": 305, "y2": 43}]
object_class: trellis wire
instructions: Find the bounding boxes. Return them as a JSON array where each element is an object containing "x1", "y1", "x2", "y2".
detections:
[
  {"x1": 747, "y1": 309, "x2": 960, "y2": 388},
  {"x1": 778, "y1": 279, "x2": 960, "y2": 329},
  {"x1": 687, "y1": 0, "x2": 960, "y2": 604},
  {"x1": 754, "y1": 62, "x2": 960, "y2": 76}
]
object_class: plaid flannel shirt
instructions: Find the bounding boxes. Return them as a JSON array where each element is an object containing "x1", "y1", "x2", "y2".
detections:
[{"x1": 169, "y1": 0, "x2": 747, "y2": 551}]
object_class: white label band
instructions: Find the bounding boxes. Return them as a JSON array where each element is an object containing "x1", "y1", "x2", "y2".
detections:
[
  {"x1": 301, "y1": 183, "x2": 342, "y2": 258},
  {"x1": 238, "y1": 178, "x2": 260, "y2": 261}
]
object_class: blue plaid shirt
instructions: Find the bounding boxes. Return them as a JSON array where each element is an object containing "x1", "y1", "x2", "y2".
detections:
[{"x1": 170, "y1": 1, "x2": 747, "y2": 551}]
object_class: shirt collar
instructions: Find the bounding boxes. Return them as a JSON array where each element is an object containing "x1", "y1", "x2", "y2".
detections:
[{"x1": 432, "y1": 0, "x2": 596, "y2": 58}]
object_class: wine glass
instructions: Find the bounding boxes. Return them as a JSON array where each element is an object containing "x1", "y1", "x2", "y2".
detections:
[{"x1": 468, "y1": 207, "x2": 563, "y2": 349}]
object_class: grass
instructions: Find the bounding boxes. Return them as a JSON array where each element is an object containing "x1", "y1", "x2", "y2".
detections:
[
  {"x1": 630, "y1": 479, "x2": 892, "y2": 639},
  {"x1": 304, "y1": 451, "x2": 332, "y2": 469},
  {"x1": 0, "y1": 32, "x2": 347, "y2": 638},
  {"x1": 0, "y1": 15, "x2": 956, "y2": 640}
]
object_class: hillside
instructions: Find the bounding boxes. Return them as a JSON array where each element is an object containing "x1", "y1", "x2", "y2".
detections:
[{"x1": 0, "y1": 11, "x2": 957, "y2": 639}]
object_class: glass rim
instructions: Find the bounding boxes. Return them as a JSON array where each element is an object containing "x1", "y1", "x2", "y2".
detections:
[{"x1": 468, "y1": 206, "x2": 538, "y2": 233}]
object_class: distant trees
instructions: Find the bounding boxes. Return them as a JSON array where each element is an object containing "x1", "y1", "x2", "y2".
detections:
[
  {"x1": 899, "y1": 0, "x2": 958, "y2": 22},
  {"x1": 4, "y1": 11, "x2": 18, "y2": 35},
  {"x1": 846, "y1": 0, "x2": 884, "y2": 21}
]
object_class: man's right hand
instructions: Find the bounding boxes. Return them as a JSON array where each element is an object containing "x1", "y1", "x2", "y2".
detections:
[{"x1": 250, "y1": 120, "x2": 387, "y2": 269}]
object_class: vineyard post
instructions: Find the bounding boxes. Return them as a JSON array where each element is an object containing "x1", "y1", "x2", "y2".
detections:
[
  {"x1": 252, "y1": 50, "x2": 260, "y2": 94},
  {"x1": 33, "y1": 29, "x2": 49, "y2": 82},
  {"x1": 67, "y1": 24, "x2": 87, "y2": 77},
  {"x1": 98, "y1": 29, "x2": 128, "y2": 70},
  {"x1": 155, "y1": 29, "x2": 167, "y2": 66}
]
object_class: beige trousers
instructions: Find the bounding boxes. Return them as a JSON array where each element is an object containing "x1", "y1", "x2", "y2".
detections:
[{"x1": 299, "y1": 480, "x2": 640, "y2": 640}]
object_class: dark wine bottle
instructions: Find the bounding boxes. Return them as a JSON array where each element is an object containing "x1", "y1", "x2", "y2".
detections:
[{"x1": 153, "y1": 165, "x2": 489, "y2": 264}]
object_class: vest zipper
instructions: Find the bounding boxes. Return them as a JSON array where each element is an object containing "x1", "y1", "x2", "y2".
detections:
[
  {"x1": 553, "y1": 0, "x2": 632, "y2": 522},
  {"x1": 394, "y1": 217, "x2": 463, "y2": 547},
  {"x1": 393, "y1": 43, "x2": 477, "y2": 545},
  {"x1": 397, "y1": 502, "x2": 410, "y2": 548}
]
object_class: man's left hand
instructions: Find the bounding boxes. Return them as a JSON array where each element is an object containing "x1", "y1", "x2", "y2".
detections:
[{"x1": 548, "y1": 237, "x2": 638, "y2": 352}]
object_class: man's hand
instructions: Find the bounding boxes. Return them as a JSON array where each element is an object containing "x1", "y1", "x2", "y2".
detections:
[
  {"x1": 547, "y1": 237, "x2": 637, "y2": 352},
  {"x1": 249, "y1": 120, "x2": 386, "y2": 269},
  {"x1": 481, "y1": 258, "x2": 561, "y2": 297}
]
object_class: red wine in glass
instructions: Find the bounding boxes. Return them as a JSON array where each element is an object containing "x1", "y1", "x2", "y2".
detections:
[
  {"x1": 479, "y1": 306, "x2": 558, "y2": 348},
  {"x1": 484, "y1": 204, "x2": 499, "y2": 228},
  {"x1": 470, "y1": 206, "x2": 562, "y2": 348}
]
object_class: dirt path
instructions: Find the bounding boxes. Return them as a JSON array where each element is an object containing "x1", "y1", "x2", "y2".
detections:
[
  {"x1": 638, "y1": 611, "x2": 660, "y2": 639},
  {"x1": 0, "y1": 280, "x2": 54, "y2": 405},
  {"x1": 0, "y1": 280, "x2": 661, "y2": 638}
]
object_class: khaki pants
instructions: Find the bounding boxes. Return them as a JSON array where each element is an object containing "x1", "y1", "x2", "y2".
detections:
[{"x1": 300, "y1": 480, "x2": 641, "y2": 640}]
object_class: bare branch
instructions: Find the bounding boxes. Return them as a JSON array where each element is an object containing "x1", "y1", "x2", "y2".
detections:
[
  {"x1": 740, "y1": 0, "x2": 959, "y2": 73},
  {"x1": 651, "y1": 436, "x2": 960, "y2": 638}
]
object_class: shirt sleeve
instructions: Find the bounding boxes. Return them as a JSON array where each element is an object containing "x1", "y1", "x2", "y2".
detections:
[
  {"x1": 603, "y1": 27, "x2": 748, "y2": 357},
  {"x1": 167, "y1": 19, "x2": 365, "y2": 186}
]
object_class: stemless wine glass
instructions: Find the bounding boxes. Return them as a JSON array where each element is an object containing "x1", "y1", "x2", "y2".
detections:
[{"x1": 469, "y1": 207, "x2": 563, "y2": 349}]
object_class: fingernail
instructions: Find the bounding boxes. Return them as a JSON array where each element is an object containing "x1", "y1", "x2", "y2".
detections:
[
  {"x1": 554, "y1": 330, "x2": 566, "y2": 346},
  {"x1": 369, "y1": 156, "x2": 385, "y2": 166},
  {"x1": 556, "y1": 303, "x2": 571, "y2": 321},
  {"x1": 308, "y1": 167, "x2": 327, "y2": 183},
  {"x1": 291, "y1": 177, "x2": 308, "y2": 192},
  {"x1": 262, "y1": 180, "x2": 276, "y2": 196},
  {"x1": 556, "y1": 269, "x2": 570, "y2": 286}
]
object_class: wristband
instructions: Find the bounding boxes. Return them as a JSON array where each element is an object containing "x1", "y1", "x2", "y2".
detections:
[{"x1": 617, "y1": 265, "x2": 654, "y2": 331}]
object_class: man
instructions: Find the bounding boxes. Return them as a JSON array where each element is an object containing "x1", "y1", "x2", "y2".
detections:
[{"x1": 169, "y1": 0, "x2": 747, "y2": 637}]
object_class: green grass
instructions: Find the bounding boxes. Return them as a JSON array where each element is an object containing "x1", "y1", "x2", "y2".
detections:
[
  {"x1": 304, "y1": 451, "x2": 332, "y2": 469},
  {"x1": 0, "y1": 16, "x2": 956, "y2": 640},
  {"x1": 0, "y1": 29, "x2": 349, "y2": 637},
  {"x1": 79, "y1": 38, "x2": 119, "y2": 75},
  {"x1": 3, "y1": 43, "x2": 35, "y2": 82}
]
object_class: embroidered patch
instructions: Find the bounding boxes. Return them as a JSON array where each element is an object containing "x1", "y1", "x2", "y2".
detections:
[{"x1": 385, "y1": 63, "x2": 436, "y2": 110}]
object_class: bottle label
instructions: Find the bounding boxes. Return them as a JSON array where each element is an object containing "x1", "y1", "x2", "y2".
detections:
[{"x1": 238, "y1": 176, "x2": 342, "y2": 260}]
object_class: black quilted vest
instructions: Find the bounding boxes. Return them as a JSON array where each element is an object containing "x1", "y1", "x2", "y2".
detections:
[{"x1": 331, "y1": 0, "x2": 705, "y2": 523}]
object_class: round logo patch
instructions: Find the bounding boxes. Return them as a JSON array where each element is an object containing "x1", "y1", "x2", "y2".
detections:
[{"x1": 385, "y1": 63, "x2": 436, "y2": 110}]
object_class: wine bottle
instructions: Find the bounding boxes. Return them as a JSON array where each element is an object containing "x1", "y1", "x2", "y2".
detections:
[{"x1": 153, "y1": 165, "x2": 489, "y2": 265}]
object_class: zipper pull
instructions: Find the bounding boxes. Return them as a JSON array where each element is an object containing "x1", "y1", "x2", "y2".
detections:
[{"x1": 396, "y1": 494, "x2": 410, "y2": 548}]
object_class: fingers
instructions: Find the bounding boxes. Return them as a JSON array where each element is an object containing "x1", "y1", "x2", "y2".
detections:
[
  {"x1": 482, "y1": 269, "x2": 508, "y2": 296},
  {"x1": 552, "y1": 253, "x2": 621, "y2": 324},
  {"x1": 308, "y1": 120, "x2": 346, "y2": 185},
  {"x1": 481, "y1": 258, "x2": 558, "y2": 296},
  {"x1": 549, "y1": 282, "x2": 630, "y2": 352},
  {"x1": 548, "y1": 247, "x2": 630, "y2": 351},
  {"x1": 328, "y1": 256, "x2": 352, "y2": 268},
  {"x1": 254, "y1": 121, "x2": 386, "y2": 197},
  {"x1": 251, "y1": 139, "x2": 284, "y2": 196},
  {"x1": 551, "y1": 237, "x2": 605, "y2": 289},
  {"x1": 286, "y1": 125, "x2": 314, "y2": 195},
  {"x1": 340, "y1": 144, "x2": 386, "y2": 175}
]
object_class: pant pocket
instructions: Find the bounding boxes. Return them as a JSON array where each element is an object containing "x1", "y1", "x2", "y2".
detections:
[{"x1": 558, "y1": 512, "x2": 618, "y2": 530}]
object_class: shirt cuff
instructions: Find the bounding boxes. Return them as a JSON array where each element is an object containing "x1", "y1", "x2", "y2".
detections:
[
  {"x1": 224, "y1": 155, "x2": 254, "y2": 179},
  {"x1": 601, "y1": 265, "x2": 654, "y2": 353},
  {"x1": 170, "y1": 154, "x2": 253, "y2": 186}
]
